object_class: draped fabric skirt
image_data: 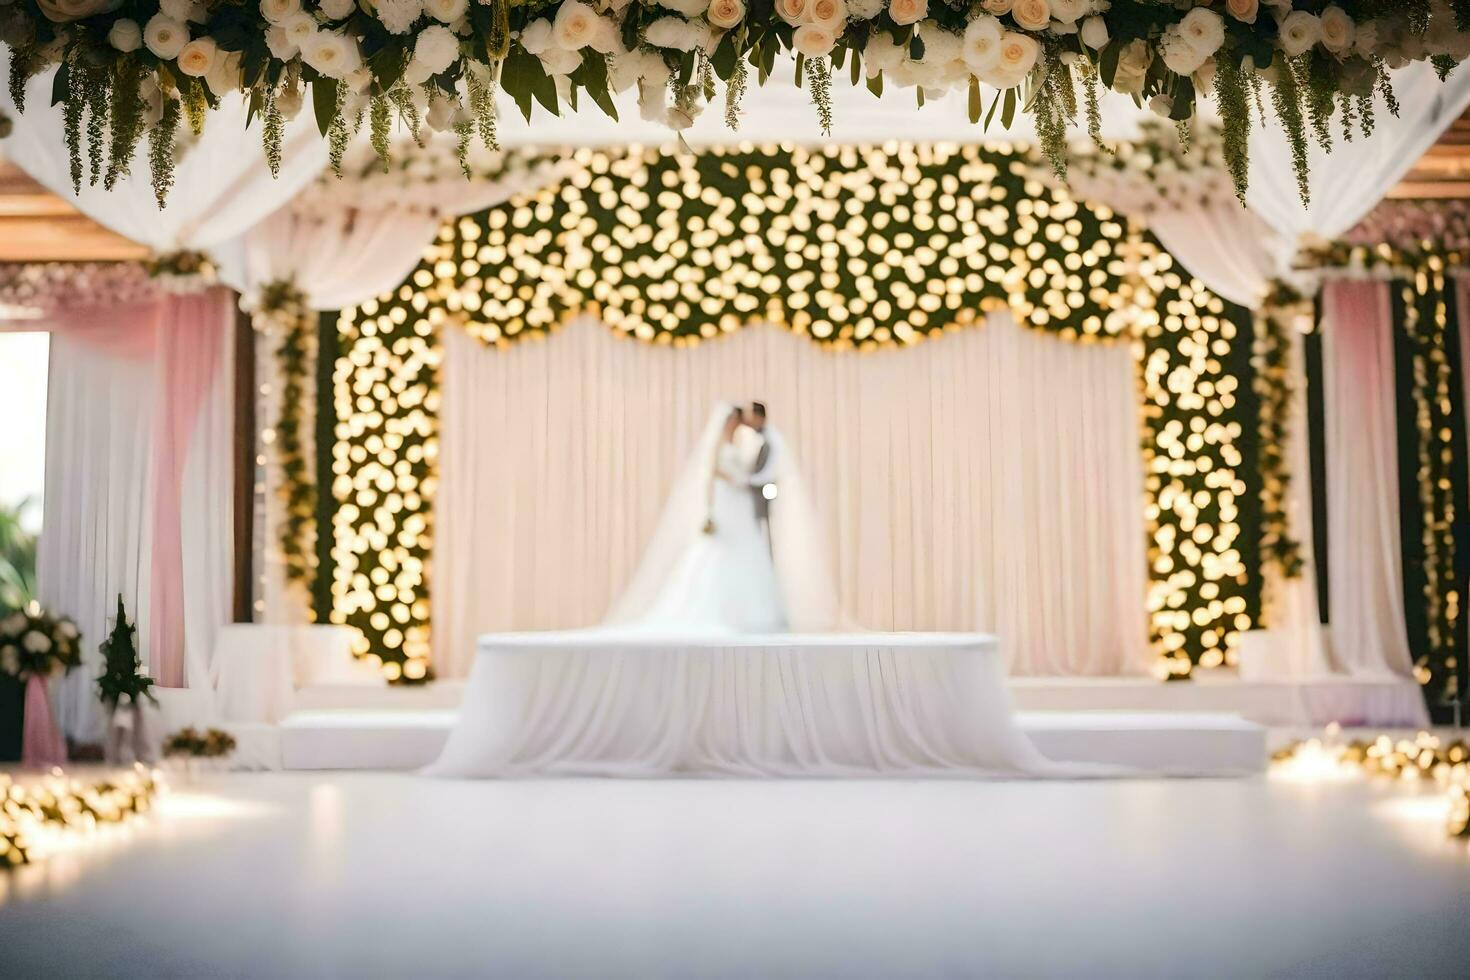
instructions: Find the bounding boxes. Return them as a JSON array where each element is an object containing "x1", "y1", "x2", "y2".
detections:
[{"x1": 426, "y1": 632, "x2": 1083, "y2": 778}]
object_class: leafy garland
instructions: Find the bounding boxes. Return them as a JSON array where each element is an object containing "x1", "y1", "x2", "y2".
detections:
[
  {"x1": 4, "y1": 0, "x2": 1470, "y2": 206},
  {"x1": 0, "y1": 765, "x2": 159, "y2": 868},
  {"x1": 1254, "y1": 278, "x2": 1307, "y2": 587},
  {"x1": 252, "y1": 278, "x2": 318, "y2": 594}
]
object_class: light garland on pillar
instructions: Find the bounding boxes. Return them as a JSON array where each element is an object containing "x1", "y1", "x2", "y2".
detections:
[
  {"x1": 325, "y1": 143, "x2": 1256, "y2": 681},
  {"x1": 1253, "y1": 280, "x2": 1309, "y2": 588}
]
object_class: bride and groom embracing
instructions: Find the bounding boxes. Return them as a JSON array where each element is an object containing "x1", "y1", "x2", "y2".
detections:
[{"x1": 603, "y1": 400, "x2": 847, "y2": 636}]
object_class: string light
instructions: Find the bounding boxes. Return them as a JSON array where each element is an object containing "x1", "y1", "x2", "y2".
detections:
[
  {"x1": 0, "y1": 766, "x2": 160, "y2": 868},
  {"x1": 328, "y1": 143, "x2": 1255, "y2": 679}
]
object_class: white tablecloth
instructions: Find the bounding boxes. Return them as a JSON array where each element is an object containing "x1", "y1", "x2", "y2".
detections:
[{"x1": 427, "y1": 631, "x2": 1079, "y2": 778}]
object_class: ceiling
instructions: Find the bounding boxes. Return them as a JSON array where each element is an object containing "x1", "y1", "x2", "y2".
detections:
[{"x1": 2, "y1": 103, "x2": 1468, "y2": 262}]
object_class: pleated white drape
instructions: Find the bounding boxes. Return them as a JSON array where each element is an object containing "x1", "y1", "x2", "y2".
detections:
[
  {"x1": 433, "y1": 313, "x2": 1149, "y2": 679},
  {"x1": 1320, "y1": 280, "x2": 1416, "y2": 680},
  {"x1": 36, "y1": 312, "x2": 235, "y2": 741},
  {"x1": 39, "y1": 334, "x2": 156, "y2": 742}
]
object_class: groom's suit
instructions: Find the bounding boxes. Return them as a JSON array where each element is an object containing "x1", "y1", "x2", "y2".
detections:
[{"x1": 747, "y1": 427, "x2": 785, "y2": 552}]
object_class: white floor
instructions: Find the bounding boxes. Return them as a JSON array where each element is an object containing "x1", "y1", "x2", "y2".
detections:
[{"x1": 2, "y1": 772, "x2": 1469, "y2": 978}]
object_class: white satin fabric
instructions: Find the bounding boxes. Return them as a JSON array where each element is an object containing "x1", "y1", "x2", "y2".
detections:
[
  {"x1": 433, "y1": 313, "x2": 1148, "y2": 678},
  {"x1": 1320, "y1": 281, "x2": 1419, "y2": 685},
  {"x1": 0, "y1": 54, "x2": 327, "y2": 251},
  {"x1": 427, "y1": 632, "x2": 1068, "y2": 778}
]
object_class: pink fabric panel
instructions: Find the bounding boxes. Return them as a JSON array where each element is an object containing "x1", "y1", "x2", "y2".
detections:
[
  {"x1": 147, "y1": 289, "x2": 231, "y2": 688},
  {"x1": 21, "y1": 675, "x2": 67, "y2": 768}
]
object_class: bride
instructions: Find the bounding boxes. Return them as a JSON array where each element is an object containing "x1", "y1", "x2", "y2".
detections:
[{"x1": 602, "y1": 402, "x2": 847, "y2": 635}]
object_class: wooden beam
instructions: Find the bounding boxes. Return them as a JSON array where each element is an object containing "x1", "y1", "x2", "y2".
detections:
[{"x1": 232, "y1": 303, "x2": 257, "y2": 624}]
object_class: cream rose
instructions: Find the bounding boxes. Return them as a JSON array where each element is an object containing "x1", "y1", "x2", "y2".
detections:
[
  {"x1": 413, "y1": 23, "x2": 458, "y2": 73},
  {"x1": 808, "y1": 0, "x2": 845, "y2": 28},
  {"x1": 35, "y1": 0, "x2": 121, "y2": 23},
  {"x1": 553, "y1": 0, "x2": 598, "y2": 49},
  {"x1": 775, "y1": 0, "x2": 806, "y2": 25},
  {"x1": 423, "y1": 0, "x2": 467, "y2": 22},
  {"x1": 143, "y1": 15, "x2": 188, "y2": 59},
  {"x1": 980, "y1": 0, "x2": 1012, "y2": 14},
  {"x1": 707, "y1": 0, "x2": 743, "y2": 29},
  {"x1": 1319, "y1": 5, "x2": 1355, "y2": 54},
  {"x1": 1225, "y1": 0, "x2": 1257, "y2": 24},
  {"x1": 645, "y1": 16, "x2": 703, "y2": 51},
  {"x1": 1049, "y1": 0, "x2": 1087, "y2": 25},
  {"x1": 320, "y1": 0, "x2": 357, "y2": 17},
  {"x1": 1009, "y1": 0, "x2": 1050, "y2": 33},
  {"x1": 175, "y1": 37, "x2": 216, "y2": 77},
  {"x1": 793, "y1": 22, "x2": 836, "y2": 57},
  {"x1": 996, "y1": 30, "x2": 1039, "y2": 75},
  {"x1": 1177, "y1": 7, "x2": 1224, "y2": 58},
  {"x1": 1160, "y1": 30, "x2": 1206, "y2": 75},
  {"x1": 887, "y1": 0, "x2": 925, "y2": 28},
  {"x1": 283, "y1": 11, "x2": 315, "y2": 44},
  {"x1": 259, "y1": 0, "x2": 301, "y2": 26},
  {"x1": 108, "y1": 17, "x2": 141, "y2": 52},
  {"x1": 300, "y1": 30, "x2": 362, "y2": 78}
]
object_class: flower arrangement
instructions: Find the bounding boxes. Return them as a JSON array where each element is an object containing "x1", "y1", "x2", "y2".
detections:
[
  {"x1": 142, "y1": 248, "x2": 217, "y2": 290},
  {"x1": 0, "y1": 603, "x2": 82, "y2": 680},
  {"x1": 3, "y1": 0, "x2": 1469, "y2": 206},
  {"x1": 161, "y1": 725, "x2": 237, "y2": 758}
]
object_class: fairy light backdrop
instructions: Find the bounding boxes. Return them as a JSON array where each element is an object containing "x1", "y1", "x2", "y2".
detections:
[{"x1": 323, "y1": 143, "x2": 1261, "y2": 682}]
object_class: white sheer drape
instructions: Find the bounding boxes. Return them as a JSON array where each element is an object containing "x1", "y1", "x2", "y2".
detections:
[
  {"x1": 433, "y1": 314, "x2": 1148, "y2": 679},
  {"x1": 0, "y1": 53, "x2": 327, "y2": 251},
  {"x1": 1320, "y1": 280, "x2": 1417, "y2": 682}
]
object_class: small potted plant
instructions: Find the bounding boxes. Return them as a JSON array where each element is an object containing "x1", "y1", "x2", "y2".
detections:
[
  {"x1": 0, "y1": 603, "x2": 82, "y2": 769},
  {"x1": 162, "y1": 727, "x2": 237, "y2": 781},
  {"x1": 96, "y1": 596, "x2": 157, "y2": 765}
]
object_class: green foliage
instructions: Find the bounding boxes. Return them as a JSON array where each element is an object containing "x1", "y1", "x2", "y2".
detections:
[{"x1": 0, "y1": 499, "x2": 37, "y2": 616}]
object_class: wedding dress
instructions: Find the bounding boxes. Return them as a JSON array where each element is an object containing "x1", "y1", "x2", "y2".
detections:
[{"x1": 602, "y1": 403, "x2": 847, "y2": 634}]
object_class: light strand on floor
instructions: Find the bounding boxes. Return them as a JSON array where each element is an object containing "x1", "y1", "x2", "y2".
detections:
[{"x1": 0, "y1": 765, "x2": 161, "y2": 868}]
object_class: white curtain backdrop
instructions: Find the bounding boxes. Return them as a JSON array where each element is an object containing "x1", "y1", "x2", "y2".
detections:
[
  {"x1": 1320, "y1": 280, "x2": 1416, "y2": 680},
  {"x1": 433, "y1": 314, "x2": 1149, "y2": 679},
  {"x1": 36, "y1": 314, "x2": 234, "y2": 741},
  {"x1": 39, "y1": 333, "x2": 155, "y2": 743}
]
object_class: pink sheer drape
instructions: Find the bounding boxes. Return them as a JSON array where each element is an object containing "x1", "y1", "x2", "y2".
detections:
[
  {"x1": 1320, "y1": 280, "x2": 1416, "y2": 680},
  {"x1": 18, "y1": 287, "x2": 233, "y2": 688}
]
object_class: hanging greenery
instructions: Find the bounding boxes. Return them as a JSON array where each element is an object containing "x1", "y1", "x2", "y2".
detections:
[
  {"x1": 2, "y1": 1, "x2": 1467, "y2": 205},
  {"x1": 1253, "y1": 278, "x2": 1307, "y2": 587}
]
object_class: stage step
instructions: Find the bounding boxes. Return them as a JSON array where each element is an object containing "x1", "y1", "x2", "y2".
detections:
[{"x1": 277, "y1": 709, "x2": 1265, "y2": 775}]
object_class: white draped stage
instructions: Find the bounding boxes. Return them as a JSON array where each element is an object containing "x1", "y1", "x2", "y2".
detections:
[{"x1": 433, "y1": 313, "x2": 1150, "y2": 681}]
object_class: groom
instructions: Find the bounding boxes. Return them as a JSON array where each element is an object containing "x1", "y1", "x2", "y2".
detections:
[{"x1": 743, "y1": 402, "x2": 783, "y2": 547}]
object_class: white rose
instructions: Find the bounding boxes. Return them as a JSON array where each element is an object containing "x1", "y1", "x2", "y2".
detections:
[
  {"x1": 1353, "y1": 21, "x2": 1379, "y2": 58},
  {"x1": 539, "y1": 45, "x2": 583, "y2": 74},
  {"x1": 793, "y1": 22, "x2": 836, "y2": 57},
  {"x1": 775, "y1": 0, "x2": 806, "y2": 25},
  {"x1": 58, "y1": 620, "x2": 78, "y2": 640},
  {"x1": 175, "y1": 36, "x2": 216, "y2": 77},
  {"x1": 1149, "y1": 93, "x2": 1173, "y2": 117},
  {"x1": 1161, "y1": 29, "x2": 1206, "y2": 75},
  {"x1": 159, "y1": 0, "x2": 194, "y2": 22},
  {"x1": 657, "y1": 0, "x2": 707, "y2": 16},
  {"x1": 920, "y1": 25, "x2": 961, "y2": 65},
  {"x1": 143, "y1": 15, "x2": 188, "y2": 59},
  {"x1": 995, "y1": 30, "x2": 1038, "y2": 76},
  {"x1": 808, "y1": 0, "x2": 845, "y2": 28},
  {"x1": 1225, "y1": 0, "x2": 1257, "y2": 24},
  {"x1": 1178, "y1": 7, "x2": 1224, "y2": 58},
  {"x1": 108, "y1": 17, "x2": 141, "y2": 52},
  {"x1": 645, "y1": 16, "x2": 702, "y2": 51},
  {"x1": 413, "y1": 23, "x2": 459, "y2": 74},
  {"x1": 1277, "y1": 11, "x2": 1321, "y2": 57},
  {"x1": 1079, "y1": 14, "x2": 1107, "y2": 50},
  {"x1": 300, "y1": 30, "x2": 362, "y2": 78},
  {"x1": 21, "y1": 630, "x2": 51, "y2": 654},
  {"x1": 372, "y1": 0, "x2": 423, "y2": 35},
  {"x1": 980, "y1": 0, "x2": 1012, "y2": 13},
  {"x1": 1048, "y1": 0, "x2": 1086, "y2": 25},
  {"x1": 283, "y1": 11, "x2": 316, "y2": 44},
  {"x1": 887, "y1": 0, "x2": 924, "y2": 28},
  {"x1": 1009, "y1": 0, "x2": 1049, "y2": 32},
  {"x1": 259, "y1": 0, "x2": 301, "y2": 25},
  {"x1": 1319, "y1": 5, "x2": 1355, "y2": 54},
  {"x1": 864, "y1": 33, "x2": 905, "y2": 71},
  {"x1": 963, "y1": 15, "x2": 1003, "y2": 72},
  {"x1": 848, "y1": 0, "x2": 881, "y2": 17},
  {"x1": 707, "y1": 0, "x2": 743, "y2": 29},
  {"x1": 519, "y1": 18, "x2": 554, "y2": 55},
  {"x1": 265, "y1": 23, "x2": 298, "y2": 59},
  {"x1": 319, "y1": 0, "x2": 356, "y2": 17},
  {"x1": 423, "y1": 0, "x2": 467, "y2": 23},
  {"x1": 553, "y1": 0, "x2": 598, "y2": 49}
]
